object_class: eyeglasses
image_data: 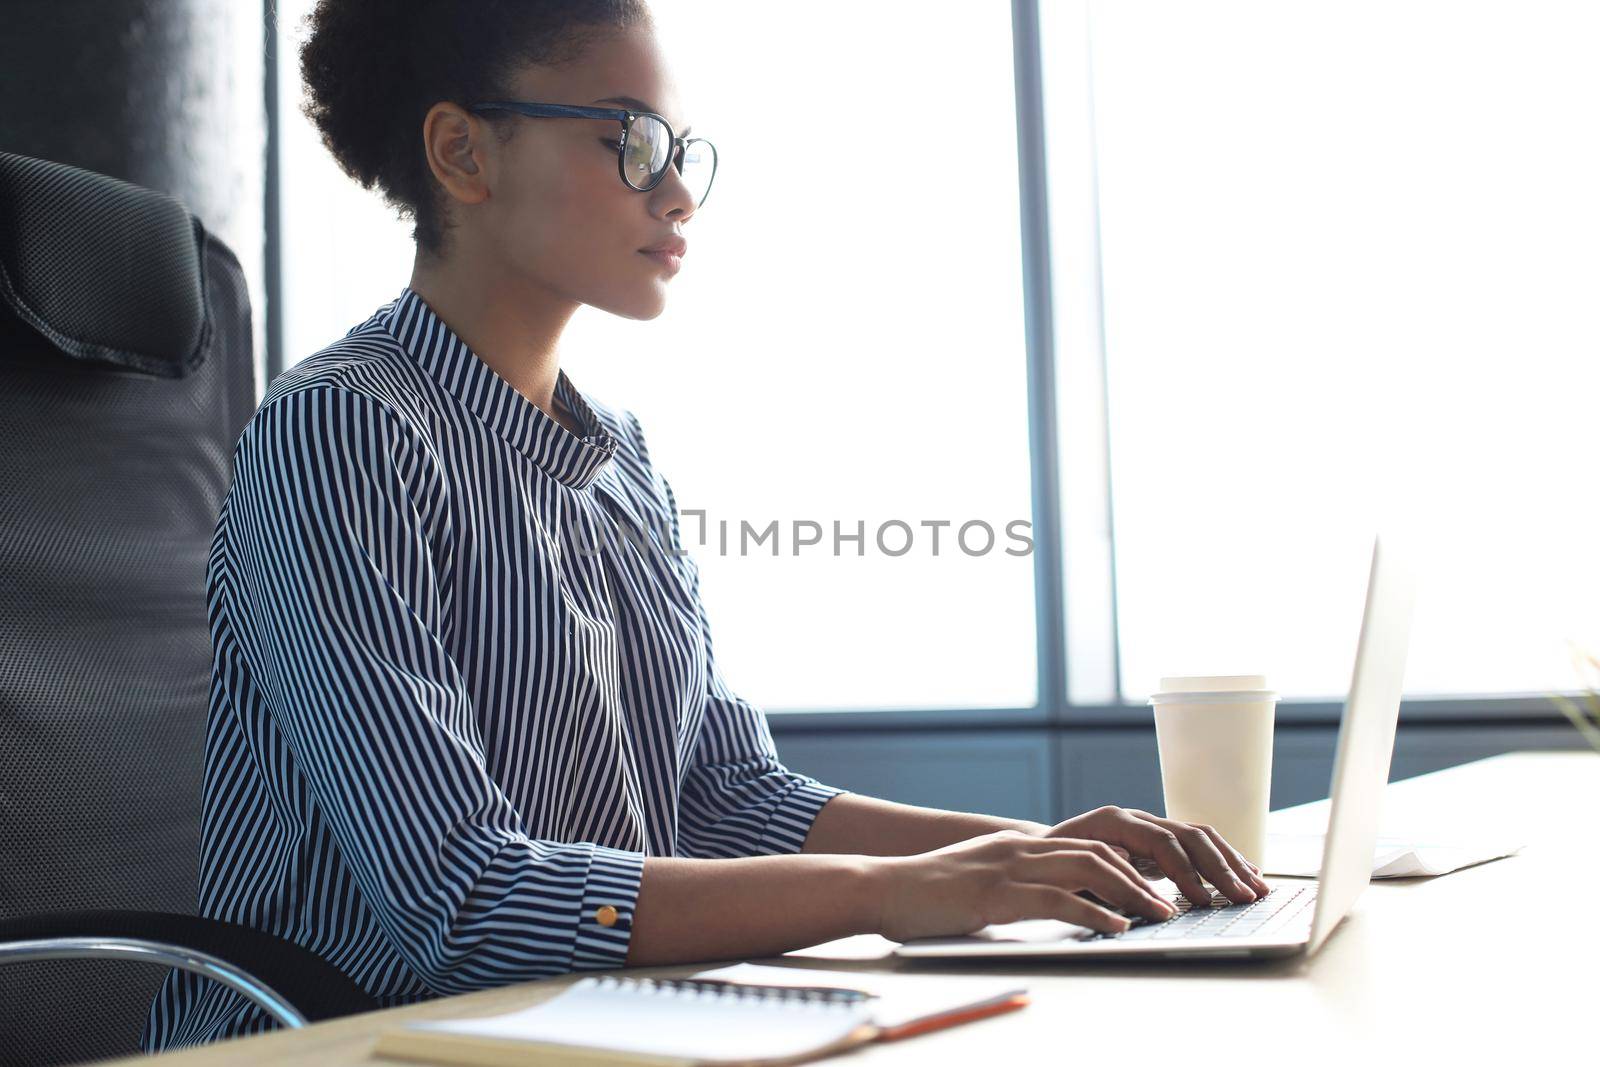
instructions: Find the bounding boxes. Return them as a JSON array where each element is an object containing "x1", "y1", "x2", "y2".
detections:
[{"x1": 466, "y1": 100, "x2": 718, "y2": 209}]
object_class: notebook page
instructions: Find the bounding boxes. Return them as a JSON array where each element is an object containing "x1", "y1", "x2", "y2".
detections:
[
  {"x1": 403, "y1": 976, "x2": 875, "y2": 1062},
  {"x1": 691, "y1": 963, "x2": 1029, "y2": 1029}
]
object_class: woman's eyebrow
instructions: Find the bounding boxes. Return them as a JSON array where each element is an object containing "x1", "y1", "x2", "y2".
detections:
[{"x1": 593, "y1": 95, "x2": 692, "y2": 136}]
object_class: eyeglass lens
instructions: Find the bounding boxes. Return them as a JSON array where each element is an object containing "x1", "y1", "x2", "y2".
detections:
[{"x1": 623, "y1": 114, "x2": 715, "y2": 206}]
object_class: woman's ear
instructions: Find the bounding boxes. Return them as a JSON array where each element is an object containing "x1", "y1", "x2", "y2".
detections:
[{"x1": 421, "y1": 101, "x2": 491, "y2": 206}]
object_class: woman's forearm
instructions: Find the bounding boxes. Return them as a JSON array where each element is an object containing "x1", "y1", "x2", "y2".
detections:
[
  {"x1": 625, "y1": 852, "x2": 882, "y2": 967},
  {"x1": 800, "y1": 792, "x2": 1048, "y2": 857},
  {"x1": 624, "y1": 794, "x2": 1050, "y2": 967}
]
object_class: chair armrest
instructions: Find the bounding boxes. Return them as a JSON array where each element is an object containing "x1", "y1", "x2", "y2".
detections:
[{"x1": 0, "y1": 910, "x2": 377, "y2": 1027}]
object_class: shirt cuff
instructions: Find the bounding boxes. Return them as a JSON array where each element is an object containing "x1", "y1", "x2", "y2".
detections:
[
  {"x1": 571, "y1": 843, "x2": 648, "y2": 971},
  {"x1": 756, "y1": 777, "x2": 850, "y2": 855}
]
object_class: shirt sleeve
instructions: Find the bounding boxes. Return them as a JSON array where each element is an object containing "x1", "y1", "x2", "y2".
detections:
[
  {"x1": 622, "y1": 411, "x2": 849, "y2": 860},
  {"x1": 223, "y1": 385, "x2": 645, "y2": 994}
]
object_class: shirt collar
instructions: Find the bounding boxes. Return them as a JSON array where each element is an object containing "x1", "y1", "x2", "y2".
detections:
[{"x1": 379, "y1": 286, "x2": 618, "y2": 490}]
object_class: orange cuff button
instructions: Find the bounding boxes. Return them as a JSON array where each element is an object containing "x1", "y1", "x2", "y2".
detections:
[{"x1": 595, "y1": 905, "x2": 619, "y2": 927}]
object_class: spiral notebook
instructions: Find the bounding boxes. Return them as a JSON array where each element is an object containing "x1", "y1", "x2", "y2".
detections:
[{"x1": 373, "y1": 968, "x2": 1029, "y2": 1067}]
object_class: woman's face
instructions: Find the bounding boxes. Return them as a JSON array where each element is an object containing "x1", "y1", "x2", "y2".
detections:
[{"x1": 442, "y1": 25, "x2": 699, "y2": 322}]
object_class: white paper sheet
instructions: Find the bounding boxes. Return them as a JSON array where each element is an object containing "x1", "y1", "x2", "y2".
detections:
[
  {"x1": 1263, "y1": 832, "x2": 1525, "y2": 878},
  {"x1": 690, "y1": 962, "x2": 1027, "y2": 1029},
  {"x1": 400, "y1": 975, "x2": 873, "y2": 1062}
]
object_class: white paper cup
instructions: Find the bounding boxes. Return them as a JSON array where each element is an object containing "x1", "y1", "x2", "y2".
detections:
[{"x1": 1147, "y1": 674, "x2": 1277, "y2": 867}]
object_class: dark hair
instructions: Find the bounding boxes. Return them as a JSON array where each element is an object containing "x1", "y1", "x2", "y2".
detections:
[{"x1": 299, "y1": 0, "x2": 654, "y2": 257}]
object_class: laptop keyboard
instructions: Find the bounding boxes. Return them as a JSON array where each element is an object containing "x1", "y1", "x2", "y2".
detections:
[{"x1": 1086, "y1": 882, "x2": 1318, "y2": 942}]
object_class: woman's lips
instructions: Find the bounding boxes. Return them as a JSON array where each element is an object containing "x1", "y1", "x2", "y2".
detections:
[{"x1": 639, "y1": 249, "x2": 683, "y2": 274}]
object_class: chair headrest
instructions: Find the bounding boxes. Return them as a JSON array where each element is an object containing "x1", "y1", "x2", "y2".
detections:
[{"x1": 0, "y1": 151, "x2": 213, "y2": 378}]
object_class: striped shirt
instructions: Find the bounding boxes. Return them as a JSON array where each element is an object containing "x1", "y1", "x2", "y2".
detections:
[{"x1": 140, "y1": 286, "x2": 847, "y2": 1051}]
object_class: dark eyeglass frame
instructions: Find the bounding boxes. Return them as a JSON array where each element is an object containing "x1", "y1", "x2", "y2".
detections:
[{"x1": 465, "y1": 101, "x2": 717, "y2": 206}]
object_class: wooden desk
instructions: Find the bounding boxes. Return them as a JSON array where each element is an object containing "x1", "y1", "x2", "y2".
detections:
[{"x1": 100, "y1": 752, "x2": 1597, "y2": 1064}]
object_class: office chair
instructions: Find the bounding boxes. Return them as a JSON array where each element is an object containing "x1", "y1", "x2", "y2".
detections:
[{"x1": 0, "y1": 151, "x2": 377, "y2": 1066}]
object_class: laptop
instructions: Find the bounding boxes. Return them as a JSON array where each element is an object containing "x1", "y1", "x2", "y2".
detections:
[{"x1": 895, "y1": 532, "x2": 1417, "y2": 962}]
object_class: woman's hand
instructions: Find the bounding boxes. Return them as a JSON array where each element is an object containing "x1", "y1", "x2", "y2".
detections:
[
  {"x1": 1040, "y1": 806, "x2": 1271, "y2": 907},
  {"x1": 871, "y1": 829, "x2": 1178, "y2": 942}
]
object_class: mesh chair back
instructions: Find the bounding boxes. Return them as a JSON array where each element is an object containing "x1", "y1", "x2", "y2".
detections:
[{"x1": 0, "y1": 150, "x2": 256, "y2": 1065}]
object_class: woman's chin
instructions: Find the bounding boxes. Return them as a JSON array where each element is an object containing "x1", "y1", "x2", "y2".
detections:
[{"x1": 595, "y1": 289, "x2": 669, "y2": 322}]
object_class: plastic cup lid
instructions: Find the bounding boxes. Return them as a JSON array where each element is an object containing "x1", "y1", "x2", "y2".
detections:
[
  {"x1": 1148, "y1": 689, "x2": 1278, "y2": 706},
  {"x1": 1149, "y1": 675, "x2": 1275, "y2": 705}
]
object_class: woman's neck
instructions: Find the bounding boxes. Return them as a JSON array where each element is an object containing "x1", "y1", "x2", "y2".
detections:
[{"x1": 409, "y1": 250, "x2": 582, "y2": 434}]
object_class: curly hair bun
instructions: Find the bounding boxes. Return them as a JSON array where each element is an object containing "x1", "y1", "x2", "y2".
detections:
[{"x1": 297, "y1": 0, "x2": 653, "y2": 255}]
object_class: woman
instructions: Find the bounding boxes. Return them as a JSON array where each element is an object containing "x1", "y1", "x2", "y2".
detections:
[{"x1": 142, "y1": 0, "x2": 1269, "y2": 1050}]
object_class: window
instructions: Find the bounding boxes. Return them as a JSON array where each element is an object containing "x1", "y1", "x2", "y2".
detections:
[
  {"x1": 272, "y1": 0, "x2": 1593, "y2": 716},
  {"x1": 273, "y1": 0, "x2": 1038, "y2": 712},
  {"x1": 1047, "y1": 0, "x2": 1600, "y2": 703}
]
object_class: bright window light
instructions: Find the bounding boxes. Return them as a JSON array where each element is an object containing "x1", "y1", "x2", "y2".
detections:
[
  {"x1": 274, "y1": 0, "x2": 1039, "y2": 711},
  {"x1": 1076, "y1": 0, "x2": 1600, "y2": 701}
]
